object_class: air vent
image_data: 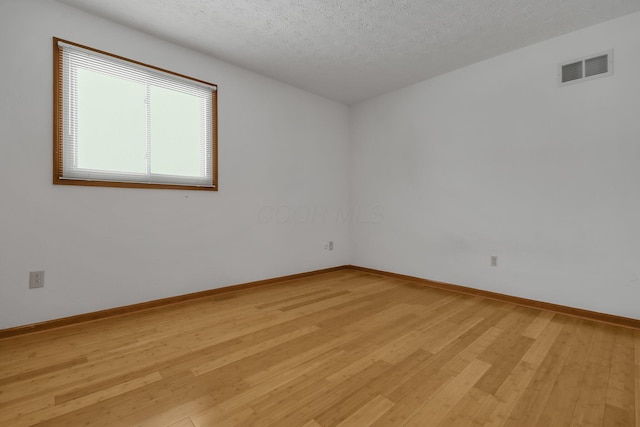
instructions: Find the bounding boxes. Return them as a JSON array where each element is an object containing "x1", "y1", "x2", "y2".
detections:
[
  {"x1": 559, "y1": 50, "x2": 613, "y2": 86},
  {"x1": 562, "y1": 61, "x2": 583, "y2": 83},
  {"x1": 585, "y1": 55, "x2": 608, "y2": 77}
]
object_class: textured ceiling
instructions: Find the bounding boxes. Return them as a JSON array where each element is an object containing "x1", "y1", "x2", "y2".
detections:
[{"x1": 57, "y1": 0, "x2": 640, "y2": 104}]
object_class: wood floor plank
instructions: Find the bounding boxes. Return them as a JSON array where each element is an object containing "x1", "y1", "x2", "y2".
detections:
[
  {"x1": 483, "y1": 360, "x2": 537, "y2": 427},
  {"x1": 0, "y1": 269, "x2": 636, "y2": 427},
  {"x1": 605, "y1": 328, "x2": 636, "y2": 412},
  {"x1": 475, "y1": 334, "x2": 534, "y2": 395},
  {"x1": 323, "y1": 350, "x2": 432, "y2": 426},
  {"x1": 216, "y1": 349, "x2": 347, "y2": 416},
  {"x1": 166, "y1": 416, "x2": 196, "y2": 427},
  {"x1": 15, "y1": 371, "x2": 163, "y2": 426},
  {"x1": 569, "y1": 323, "x2": 618, "y2": 427},
  {"x1": 191, "y1": 405, "x2": 255, "y2": 427},
  {"x1": 534, "y1": 318, "x2": 594, "y2": 427},
  {"x1": 190, "y1": 325, "x2": 320, "y2": 376},
  {"x1": 437, "y1": 386, "x2": 498, "y2": 427},
  {"x1": 405, "y1": 359, "x2": 491, "y2": 426},
  {"x1": 278, "y1": 290, "x2": 352, "y2": 311},
  {"x1": 335, "y1": 394, "x2": 395, "y2": 427},
  {"x1": 523, "y1": 311, "x2": 556, "y2": 339},
  {"x1": 502, "y1": 317, "x2": 581, "y2": 427},
  {"x1": 262, "y1": 361, "x2": 392, "y2": 426},
  {"x1": 602, "y1": 403, "x2": 634, "y2": 427},
  {"x1": 0, "y1": 357, "x2": 88, "y2": 387},
  {"x1": 372, "y1": 325, "x2": 503, "y2": 425},
  {"x1": 636, "y1": 331, "x2": 640, "y2": 427},
  {"x1": 136, "y1": 394, "x2": 218, "y2": 427},
  {"x1": 255, "y1": 288, "x2": 331, "y2": 309}
]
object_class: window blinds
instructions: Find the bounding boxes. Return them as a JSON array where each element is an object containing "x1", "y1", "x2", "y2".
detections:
[{"x1": 56, "y1": 40, "x2": 217, "y2": 188}]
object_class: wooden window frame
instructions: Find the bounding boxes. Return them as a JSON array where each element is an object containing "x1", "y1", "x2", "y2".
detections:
[{"x1": 53, "y1": 37, "x2": 218, "y2": 191}]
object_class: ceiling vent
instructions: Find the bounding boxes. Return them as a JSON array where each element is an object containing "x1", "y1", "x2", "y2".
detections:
[{"x1": 559, "y1": 50, "x2": 613, "y2": 86}]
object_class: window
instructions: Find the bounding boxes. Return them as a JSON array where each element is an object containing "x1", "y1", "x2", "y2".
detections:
[{"x1": 53, "y1": 38, "x2": 218, "y2": 190}]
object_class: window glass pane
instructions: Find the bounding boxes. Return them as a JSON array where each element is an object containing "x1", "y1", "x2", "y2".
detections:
[
  {"x1": 150, "y1": 85, "x2": 203, "y2": 177},
  {"x1": 76, "y1": 69, "x2": 147, "y2": 173}
]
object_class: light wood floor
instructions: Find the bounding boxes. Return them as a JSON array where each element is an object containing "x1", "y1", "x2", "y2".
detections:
[{"x1": 0, "y1": 269, "x2": 638, "y2": 426}]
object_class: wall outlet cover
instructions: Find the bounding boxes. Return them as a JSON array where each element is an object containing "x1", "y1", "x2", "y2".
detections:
[{"x1": 29, "y1": 271, "x2": 45, "y2": 289}]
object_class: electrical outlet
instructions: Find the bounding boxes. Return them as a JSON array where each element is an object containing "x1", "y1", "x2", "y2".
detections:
[
  {"x1": 29, "y1": 271, "x2": 45, "y2": 289},
  {"x1": 329, "y1": 241, "x2": 334, "y2": 251},
  {"x1": 491, "y1": 256, "x2": 498, "y2": 267}
]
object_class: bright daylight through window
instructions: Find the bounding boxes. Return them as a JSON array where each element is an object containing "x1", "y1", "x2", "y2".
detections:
[{"x1": 54, "y1": 38, "x2": 218, "y2": 190}]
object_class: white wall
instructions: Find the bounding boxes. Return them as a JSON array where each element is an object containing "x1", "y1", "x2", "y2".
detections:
[
  {"x1": 350, "y1": 12, "x2": 640, "y2": 319},
  {"x1": 0, "y1": 0, "x2": 350, "y2": 329}
]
